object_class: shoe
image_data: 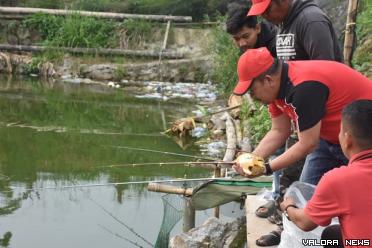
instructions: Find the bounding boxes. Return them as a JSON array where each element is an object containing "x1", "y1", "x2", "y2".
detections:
[
  {"x1": 267, "y1": 209, "x2": 283, "y2": 225},
  {"x1": 255, "y1": 200, "x2": 275, "y2": 218},
  {"x1": 256, "y1": 229, "x2": 281, "y2": 246}
]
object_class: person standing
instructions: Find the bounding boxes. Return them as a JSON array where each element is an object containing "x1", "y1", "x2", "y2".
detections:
[{"x1": 247, "y1": 0, "x2": 342, "y2": 62}]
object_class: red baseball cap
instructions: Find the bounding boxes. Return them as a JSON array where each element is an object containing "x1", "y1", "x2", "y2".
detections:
[
  {"x1": 247, "y1": 0, "x2": 271, "y2": 16},
  {"x1": 233, "y1": 47, "x2": 274, "y2": 95}
]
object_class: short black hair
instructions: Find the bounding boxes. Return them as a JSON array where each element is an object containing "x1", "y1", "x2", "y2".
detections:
[
  {"x1": 342, "y1": 99, "x2": 372, "y2": 149},
  {"x1": 256, "y1": 58, "x2": 280, "y2": 80},
  {"x1": 226, "y1": 2, "x2": 258, "y2": 35}
]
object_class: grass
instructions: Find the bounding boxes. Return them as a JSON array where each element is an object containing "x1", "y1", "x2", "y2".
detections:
[
  {"x1": 23, "y1": 13, "x2": 116, "y2": 48},
  {"x1": 21, "y1": 13, "x2": 156, "y2": 63}
]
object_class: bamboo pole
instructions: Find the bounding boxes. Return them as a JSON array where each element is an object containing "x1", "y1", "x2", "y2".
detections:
[
  {"x1": 162, "y1": 20, "x2": 171, "y2": 50},
  {"x1": 343, "y1": 0, "x2": 359, "y2": 66},
  {"x1": 222, "y1": 113, "x2": 237, "y2": 162},
  {"x1": 193, "y1": 104, "x2": 242, "y2": 122},
  {"x1": 0, "y1": 14, "x2": 24, "y2": 19},
  {"x1": 0, "y1": 7, "x2": 192, "y2": 22},
  {"x1": 183, "y1": 197, "x2": 195, "y2": 232},
  {"x1": 0, "y1": 44, "x2": 184, "y2": 59},
  {"x1": 147, "y1": 183, "x2": 193, "y2": 196},
  {"x1": 213, "y1": 167, "x2": 221, "y2": 218},
  {"x1": 97, "y1": 161, "x2": 233, "y2": 169},
  {"x1": 214, "y1": 112, "x2": 238, "y2": 218}
]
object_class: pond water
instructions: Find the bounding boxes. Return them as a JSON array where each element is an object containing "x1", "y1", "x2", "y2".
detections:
[{"x1": 0, "y1": 76, "x2": 230, "y2": 248}]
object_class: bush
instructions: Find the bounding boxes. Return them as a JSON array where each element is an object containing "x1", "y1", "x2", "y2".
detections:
[
  {"x1": 242, "y1": 101, "x2": 271, "y2": 146},
  {"x1": 116, "y1": 19, "x2": 155, "y2": 48},
  {"x1": 210, "y1": 18, "x2": 240, "y2": 94},
  {"x1": 23, "y1": 13, "x2": 116, "y2": 48}
]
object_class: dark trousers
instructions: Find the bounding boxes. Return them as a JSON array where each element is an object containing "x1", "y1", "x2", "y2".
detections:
[{"x1": 321, "y1": 225, "x2": 344, "y2": 248}]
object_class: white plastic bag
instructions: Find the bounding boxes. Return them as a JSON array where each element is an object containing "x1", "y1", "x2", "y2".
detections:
[{"x1": 279, "y1": 182, "x2": 339, "y2": 248}]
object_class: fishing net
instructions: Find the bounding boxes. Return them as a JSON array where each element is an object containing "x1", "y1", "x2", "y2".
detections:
[
  {"x1": 153, "y1": 178, "x2": 272, "y2": 247},
  {"x1": 154, "y1": 193, "x2": 184, "y2": 248}
]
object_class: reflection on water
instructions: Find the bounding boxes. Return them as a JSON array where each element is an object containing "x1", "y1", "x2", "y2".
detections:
[{"x1": 0, "y1": 76, "x2": 211, "y2": 248}]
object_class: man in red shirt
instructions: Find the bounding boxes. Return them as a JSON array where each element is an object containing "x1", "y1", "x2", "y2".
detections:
[
  {"x1": 280, "y1": 100, "x2": 372, "y2": 248},
  {"x1": 233, "y1": 48, "x2": 372, "y2": 183}
]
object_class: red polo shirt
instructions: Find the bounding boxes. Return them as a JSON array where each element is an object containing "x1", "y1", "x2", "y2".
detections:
[
  {"x1": 304, "y1": 149, "x2": 372, "y2": 247},
  {"x1": 269, "y1": 61, "x2": 372, "y2": 143}
]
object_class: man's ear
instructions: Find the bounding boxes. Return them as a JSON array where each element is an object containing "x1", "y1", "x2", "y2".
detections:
[
  {"x1": 264, "y1": 75, "x2": 274, "y2": 87},
  {"x1": 344, "y1": 131, "x2": 354, "y2": 150},
  {"x1": 256, "y1": 23, "x2": 261, "y2": 34}
]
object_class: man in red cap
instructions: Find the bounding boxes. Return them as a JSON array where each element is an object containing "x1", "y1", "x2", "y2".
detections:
[
  {"x1": 247, "y1": 0, "x2": 342, "y2": 62},
  {"x1": 233, "y1": 48, "x2": 372, "y2": 245},
  {"x1": 234, "y1": 48, "x2": 372, "y2": 182}
]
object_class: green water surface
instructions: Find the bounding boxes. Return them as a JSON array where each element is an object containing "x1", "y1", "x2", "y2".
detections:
[{"x1": 0, "y1": 76, "x2": 213, "y2": 248}]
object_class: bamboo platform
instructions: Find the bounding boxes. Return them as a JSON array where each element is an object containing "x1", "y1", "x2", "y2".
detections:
[{"x1": 245, "y1": 195, "x2": 278, "y2": 248}]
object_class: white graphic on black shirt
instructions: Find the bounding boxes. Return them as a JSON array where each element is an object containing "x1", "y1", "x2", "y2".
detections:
[{"x1": 276, "y1": 33, "x2": 296, "y2": 60}]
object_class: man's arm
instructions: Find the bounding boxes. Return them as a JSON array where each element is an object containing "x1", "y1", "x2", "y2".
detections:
[
  {"x1": 281, "y1": 172, "x2": 342, "y2": 231},
  {"x1": 269, "y1": 121, "x2": 320, "y2": 171},
  {"x1": 280, "y1": 197, "x2": 318, "y2": 232},
  {"x1": 302, "y1": 21, "x2": 341, "y2": 61},
  {"x1": 253, "y1": 113, "x2": 291, "y2": 159}
]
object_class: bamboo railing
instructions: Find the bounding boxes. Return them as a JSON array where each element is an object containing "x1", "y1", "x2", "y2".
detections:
[{"x1": 0, "y1": 7, "x2": 192, "y2": 22}]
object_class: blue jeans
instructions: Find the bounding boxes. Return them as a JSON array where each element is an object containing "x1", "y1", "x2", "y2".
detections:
[
  {"x1": 272, "y1": 170, "x2": 282, "y2": 200},
  {"x1": 299, "y1": 139, "x2": 348, "y2": 185},
  {"x1": 271, "y1": 147, "x2": 285, "y2": 200}
]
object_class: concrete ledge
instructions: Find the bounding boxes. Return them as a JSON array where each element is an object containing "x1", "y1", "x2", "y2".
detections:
[{"x1": 245, "y1": 195, "x2": 278, "y2": 248}]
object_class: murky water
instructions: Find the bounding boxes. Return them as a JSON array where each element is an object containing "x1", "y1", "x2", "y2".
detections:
[{"x1": 0, "y1": 76, "x2": 224, "y2": 248}]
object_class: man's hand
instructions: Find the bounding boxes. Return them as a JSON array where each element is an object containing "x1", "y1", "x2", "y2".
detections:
[
  {"x1": 280, "y1": 196, "x2": 318, "y2": 231},
  {"x1": 280, "y1": 196, "x2": 296, "y2": 212},
  {"x1": 233, "y1": 153, "x2": 266, "y2": 178}
]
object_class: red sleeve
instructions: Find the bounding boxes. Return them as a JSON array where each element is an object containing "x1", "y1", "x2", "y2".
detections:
[
  {"x1": 304, "y1": 171, "x2": 341, "y2": 226},
  {"x1": 268, "y1": 103, "x2": 283, "y2": 118}
]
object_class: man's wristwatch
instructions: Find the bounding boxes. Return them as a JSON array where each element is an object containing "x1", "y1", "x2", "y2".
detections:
[
  {"x1": 264, "y1": 162, "x2": 273, "y2": 175},
  {"x1": 284, "y1": 204, "x2": 298, "y2": 221}
]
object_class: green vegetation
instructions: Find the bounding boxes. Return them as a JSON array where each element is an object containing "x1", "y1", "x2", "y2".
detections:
[
  {"x1": 210, "y1": 19, "x2": 240, "y2": 94},
  {"x1": 22, "y1": 13, "x2": 156, "y2": 49},
  {"x1": 242, "y1": 101, "x2": 271, "y2": 145},
  {"x1": 353, "y1": 0, "x2": 372, "y2": 78},
  {"x1": 21, "y1": 13, "x2": 156, "y2": 63},
  {"x1": 116, "y1": 19, "x2": 155, "y2": 49},
  {"x1": 114, "y1": 65, "x2": 128, "y2": 79},
  {"x1": 23, "y1": 13, "x2": 116, "y2": 48}
]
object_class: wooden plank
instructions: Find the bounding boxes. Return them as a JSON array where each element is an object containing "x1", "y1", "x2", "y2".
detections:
[
  {"x1": 0, "y1": 44, "x2": 185, "y2": 59},
  {"x1": 245, "y1": 195, "x2": 278, "y2": 248},
  {"x1": 0, "y1": 7, "x2": 192, "y2": 22}
]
